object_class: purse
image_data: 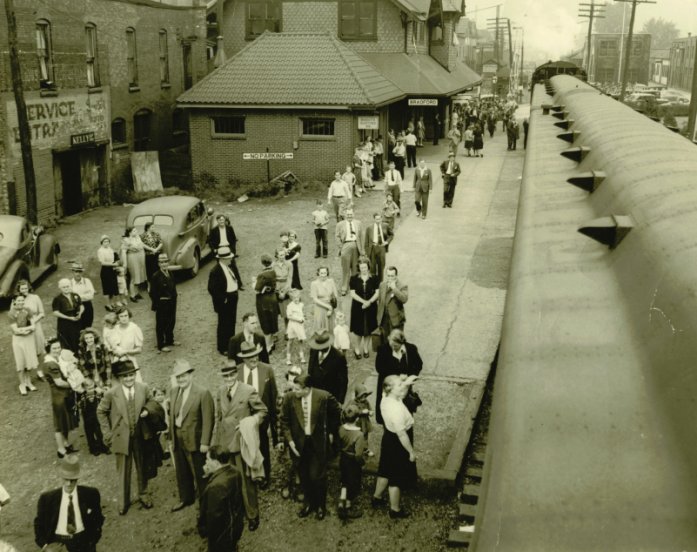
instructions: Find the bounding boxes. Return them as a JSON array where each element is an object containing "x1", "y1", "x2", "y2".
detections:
[
  {"x1": 329, "y1": 296, "x2": 338, "y2": 309},
  {"x1": 403, "y1": 387, "x2": 422, "y2": 413}
]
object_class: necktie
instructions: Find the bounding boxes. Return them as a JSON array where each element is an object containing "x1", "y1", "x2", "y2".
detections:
[
  {"x1": 67, "y1": 494, "x2": 76, "y2": 535},
  {"x1": 378, "y1": 224, "x2": 384, "y2": 245},
  {"x1": 174, "y1": 388, "x2": 184, "y2": 427},
  {"x1": 246, "y1": 367, "x2": 254, "y2": 387},
  {"x1": 349, "y1": 222, "x2": 354, "y2": 237},
  {"x1": 448, "y1": 161, "x2": 453, "y2": 173},
  {"x1": 374, "y1": 224, "x2": 379, "y2": 245},
  {"x1": 302, "y1": 397, "x2": 310, "y2": 428},
  {"x1": 391, "y1": 169, "x2": 394, "y2": 182}
]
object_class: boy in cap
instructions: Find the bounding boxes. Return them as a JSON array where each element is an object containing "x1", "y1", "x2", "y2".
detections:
[
  {"x1": 34, "y1": 455, "x2": 104, "y2": 552},
  {"x1": 149, "y1": 252, "x2": 179, "y2": 353}
]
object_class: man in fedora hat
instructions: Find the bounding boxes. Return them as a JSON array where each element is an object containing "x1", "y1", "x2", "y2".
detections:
[
  {"x1": 213, "y1": 359, "x2": 267, "y2": 531},
  {"x1": 69, "y1": 262, "x2": 95, "y2": 329},
  {"x1": 149, "y1": 252, "x2": 178, "y2": 353},
  {"x1": 440, "y1": 150, "x2": 461, "y2": 208},
  {"x1": 97, "y1": 360, "x2": 152, "y2": 515},
  {"x1": 281, "y1": 373, "x2": 341, "y2": 520},
  {"x1": 34, "y1": 454, "x2": 104, "y2": 552},
  {"x1": 169, "y1": 359, "x2": 215, "y2": 512},
  {"x1": 227, "y1": 312, "x2": 270, "y2": 365},
  {"x1": 208, "y1": 246, "x2": 241, "y2": 355},
  {"x1": 377, "y1": 266, "x2": 408, "y2": 341},
  {"x1": 307, "y1": 331, "x2": 348, "y2": 404},
  {"x1": 237, "y1": 341, "x2": 278, "y2": 488}
]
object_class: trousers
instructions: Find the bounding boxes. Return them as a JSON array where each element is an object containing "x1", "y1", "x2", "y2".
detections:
[
  {"x1": 155, "y1": 298, "x2": 176, "y2": 349},
  {"x1": 173, "y1": 430, "x2": 206, "y2": 505},
  {"x1": 115, "y1": 435, "x2": 148, "y2": 511},
  {"x1": 216, "y1": 292, "x2": 238, "y2": 354},
  {"x1": 314, "y1": 229, "x2": 328, "y2": 257},
  {"x1": 339, "y1": 242, "x2": 359, "y2": 293}
]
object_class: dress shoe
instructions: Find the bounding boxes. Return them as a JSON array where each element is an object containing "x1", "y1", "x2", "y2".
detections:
[
  {"x1": 248, "y1": 517, "x2": 260, "y2": 531},
  {"x1": 172, "y1": 341, "x2": 181, "y2": 346},
  {"x1": 347, "y1": 506, "x2": 363, "y2": 518},
  {"x1": 315, "y1": 507, "x2": 326, "y2": 520},
  {"x1": 65, "y1": 445, "x2": 79, "y2": 454},
  {"x1": 371, "y1": 496, "x2": 387, "y2": 508},
  {"x1": 354, "y1": 351, "x2": 362, "y2": 360},
  {"x1": 363, "y1": 351, "x2": 369, "y2": 359},
  {"x1": 171, "y1": 502, "x2": 193, "y2": 512},
  {"x1": 298, "y1": 505, "x2": 313, "y2": 518},
  {"x1": 26, "y1": 382, "x2": 37, "y2": 391},
  {"x1": 57, "y1": 450, "x2": 66, "y2": 459},
  {"x1": 159, "y1": 346, "x2": 171, "y2": 353},
  {"x1": 389, "y1": 508, "x2": 410, "y2": 519}
]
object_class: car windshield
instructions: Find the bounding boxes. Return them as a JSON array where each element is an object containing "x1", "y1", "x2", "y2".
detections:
[{"x1": 132, "y1": 215, "x2": 174, "y2": 227}]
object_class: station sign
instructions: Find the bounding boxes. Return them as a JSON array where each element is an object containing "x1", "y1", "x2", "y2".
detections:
[
  {"x1": 243, "y1": 153, "x2": 294, "y2": 160},
  {"x1": 358, "y1": 116, "x2": 379, "y2": 129},
  {"x1": 408, "y1": 98, "x2": 438, "y2": 106}
]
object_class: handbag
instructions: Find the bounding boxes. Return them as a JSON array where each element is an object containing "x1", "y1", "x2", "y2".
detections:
[
  {"x1": 403, "y1": 387, "x2": 422, "y2": 414},
  {"x1": 329, "y1": 295, "x2": 338, "y2": 309},
  {"x1": 370, "y1": 328, "x2": 384, "y2": 352}
]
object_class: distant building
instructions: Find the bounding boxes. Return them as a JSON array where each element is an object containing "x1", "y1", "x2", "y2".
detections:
[
  {"x1": 0, "y1": 0, "x2": 207, "y2": 222},
  {"x1": 649, "y1": 48, "x2": 670, "y2": 87},
  {"x1": 588, "y1": 33, "x2": 651, "y2": 84},
  {"x1": 668, "y1": 36, "x2": 696, "y2": 92}
]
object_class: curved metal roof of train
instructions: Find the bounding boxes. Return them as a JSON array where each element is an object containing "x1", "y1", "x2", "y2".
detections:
[{"x1": 472, "y1": 76, "x2": 697, "y2": 550}]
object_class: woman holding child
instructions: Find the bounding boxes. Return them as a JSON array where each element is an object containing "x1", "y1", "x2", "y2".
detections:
[{"x1": 43, "y1": 337, "x2": 80, "y2": 458}]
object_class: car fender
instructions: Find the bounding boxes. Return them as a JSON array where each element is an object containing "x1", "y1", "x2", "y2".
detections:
[
  {"x1": 0, "y1": 259, "x2": 28, "y2": 297},
  {"x1": 37, "y1": 234, "x2": 59, "y2": 266},
  {"x1": 173, "y1": 237, "x2": 199, "y2": 269}
]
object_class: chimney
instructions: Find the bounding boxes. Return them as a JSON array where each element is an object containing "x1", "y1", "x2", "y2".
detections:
[{"x1": 214, "y1": 35, "x2": 226, "y2": 67}]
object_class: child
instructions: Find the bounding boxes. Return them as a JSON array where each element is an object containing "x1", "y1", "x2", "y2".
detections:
[
  {"x1": 79, "y1": 377, "x2": 108, "y2": 455},
  {"x1": 9, "y1": 294, "x2": 39, "y2": 395},
  {"x1": 285, "y1": 289, "x2": 306, "y2": 365},
  {"x1": 342, "y1": 165, "x2": 358, "y2": 198},
  {"x1": 382, "y1": 194, "x2": 400, "y2": 231},
  {"x1": 115, "y1": 265, "x2": 129, "y2": 305},
  {"x1": 352, "y1": 383, "x2": 374, "y2": 457},
  {"x1": 338, "y1": 404, "x2": 366, "y2": 520},
  {"x1": 333, "y1": 311, "x2": 351, "y2": 358},
  {"x1": 59, "y1": 349, "x2": 85, "y2": 393},
  {"x1": 279, "y1": 365, "x2": 303, "y2": 501},
  {"x1": 311, "y1": 200, "x2": 330, "y2": 259}
]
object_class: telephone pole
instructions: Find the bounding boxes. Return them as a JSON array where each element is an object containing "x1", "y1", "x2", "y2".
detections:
[
  {"x1": 4, "y1": 0, "x2": 38, "y2": 223},
  {"x1": 486, "y1": 12, "x2": 508, "y2": 67},
  {"x1": 615, "y1": 0, "x2": 656, "y2": 102},
  {"x1": 686, "y1": 40, "x2": 697, "y2": 140},
  {"x1": 578, "y1": 1, "x2": 605, "y2": 73}
]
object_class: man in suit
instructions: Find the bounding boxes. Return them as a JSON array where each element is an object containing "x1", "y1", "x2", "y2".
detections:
[
  {"x1": 384, "y1": 161, "x2": 403, "y2": 208},
  {"x1": 377, "y1": 266, "x2": 409, "y2": 341},
  {"x1": 307, "y1": 331, "x2": 348, "y2": 404},
  {"x1": 169, "y1": 359, "x2": 215, "y2": 512},
  {"x1": 335, "y1": 208, "x2": 364, "y2": 296},
  {"x1": 364, "y1": 213, "x2": 393, "y2": 282},
  {"x1": 213, "y1": 360, "x2": 267, "y2": 531},
  {"x1": 208, "y1": 246, "x2": 241, "y2": 355},
  {"x1": 208, "y1": 214, "x2": 243, "y2": 285},
  {"x1": 413, "y1": 159, "x2": 433, "y2": 220},
  {"x1": 97, "y1": 360, "x2": 152, "y2": 515},
  {"x1": 228, "y1": 312, "x2": 270, "y2": 364},
  {"x1": 236, "y1": 341, "x2": 278, "y2": 488},
  {"x1": 34, "y1": 455, "x2": 104, "y2": 552},
  {"x1": 440, "y1": 151, "x2": 461, "y2": 208},
  {"x1": 150, "y1": 253, "x2": 178, "y2": 353},
  {"x1": 198, "y1": 446, "x2": 245, "y2": 552},
  {"x1": 281, "y1": 373, "x2": 341, "y2": 520}
]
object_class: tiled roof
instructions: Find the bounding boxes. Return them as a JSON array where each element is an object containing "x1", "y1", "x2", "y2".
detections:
[
  {"x1": 390, "y1": 0, "x2": 430, "y2": 20},
  {"x1": 177, "y1": 32, "x2": 405, "y2": 108},
  {"x1": 360, "y1": 53, "x2": 481, "y2": 96}
]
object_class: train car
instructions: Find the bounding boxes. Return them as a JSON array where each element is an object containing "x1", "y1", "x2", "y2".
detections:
[
  {"x1": 471, "y1": 76, "x2": 697, "y2": 550},
  {"x1": 531, "y1": 60, "x2": 587, "y2": 87}
]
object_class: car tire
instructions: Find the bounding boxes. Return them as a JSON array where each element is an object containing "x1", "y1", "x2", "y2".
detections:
[{"x1": 188, "y1": 247, "x2": 200, "y2": 278}]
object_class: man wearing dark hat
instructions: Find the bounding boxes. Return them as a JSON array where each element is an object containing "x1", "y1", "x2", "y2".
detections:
[
  {"x1": 69, "y1": 262, "x2": 95, "y2": 329},
  {"x1": 213, "y1": 359, "x2": 267, "y2": 531},
  {"x1": 439, "y1": 150, "x2": 461, "y2": 208},
  {"x1": 208, "y1": 214, "x2": 244, "y2": 284},
  {"x1": 237, "y1": 341, "x2": 278, "y2": 488},
  {"x1": 307, "y1": 331, "x2": 348, "y2": 404},
  {"x1": 34, "y1": 455, "x2": 104, "y2": 552},
  {"x1": 281, "y1": 373, "x2": 341, "y2": 520},
  {"x1": 208, "y1": 246, "x2": 241, "y2": 355},
  {"x1": 169, "y1": 359, "x2": 215, "y2": 512},
  {"x1": 227, "y1": 312, "x2": 270, "y2": 365},
  {"x1": 149, "y1": 252, "x2": 178, "y2": 353},
  {"x1": 97, "y1": 360, "x2": 152, "y2": 515},
  {"x1": 377, "y1": 266, "x2": 408, "y2": 341}
]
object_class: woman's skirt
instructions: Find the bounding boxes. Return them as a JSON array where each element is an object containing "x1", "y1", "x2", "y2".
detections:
[
  {"x1": 286, "y1": 319, "x2": 306, "y2": 341},
  {"x1": 256, "y1": 293, "x2": 280, "y2": 334},
  {"x1": 100, "y1": 265, "x2": 118, "y2": 296},
  {"x1": 377, "y1": 427, "x2": 417, "y2": 489}
]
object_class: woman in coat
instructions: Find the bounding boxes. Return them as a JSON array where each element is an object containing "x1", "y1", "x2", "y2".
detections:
[
  {"x1": 97, "y1": 235, "x2": 120, "y2": 310},
  {"x1": 255, "y1": 254, "x2": 280, "y2": 353},
  {"x1": 52, "y1": 278, "x2": 83, "y2": 352},
  {"x1": 44, "y1": 337, "x2": 79, "y2": 458}
]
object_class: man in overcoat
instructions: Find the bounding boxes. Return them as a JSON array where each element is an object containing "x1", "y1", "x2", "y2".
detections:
[
  {"x1": 149, "y1": 252, "x2": 178, "y2": 352},
  {"x1": 208, "y1": 246, "x2": 241, "y2": 355}
]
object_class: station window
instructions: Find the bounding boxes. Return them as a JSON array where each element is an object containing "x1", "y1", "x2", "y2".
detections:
[
  {"x1": 430, "y1": 22, "x2": 444, "y2": 44},
  {"x1": 339, "y1": 0, "x2": 377, "y2": 41},
  {"x1": 211, "y1": 116, "x2": 246, "y2": 137},
  {"x1": 300, "y1": 118, "x2": 335, "y2": 137},
  {"x1": 36, "y1": 20, "x2": 55, "y2": 87},
  {"x1": 85, "y1": 23, "x2": 100, "y2": 88},
  {"x1": 111, "y1": 118, "x2": 127, "y2": 147},
  {"x1": 246, "y1": 1, "x2": 281, "y2": 40},
  {"x1": 159, "y1": 29, "x2": 170, "y2": 85},
  {"x1": 126, "y1": 27, "x2": 138, "y2": 87}
]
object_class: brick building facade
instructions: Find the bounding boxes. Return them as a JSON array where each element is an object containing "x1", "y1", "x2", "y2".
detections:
[
  {"x1": 588, "y1": 33, "x2": 651, "y2": 85},
  {"x1": 0, "y1": 0, "x2": 207, "y2": 223}
]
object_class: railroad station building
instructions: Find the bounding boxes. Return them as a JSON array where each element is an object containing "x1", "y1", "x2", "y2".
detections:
[
  {"x1": 179, "y1": 0, "x2": 480, "y2": 185},
  {"x1": 667, "y1": 36, "x2": 697, "y2": 92},
  {"x1": 0, "y1": 0, "x2": 207, "y2": 223},
  {"x1": 587, "y1": 33, "x2": 651, "y2": 85}
]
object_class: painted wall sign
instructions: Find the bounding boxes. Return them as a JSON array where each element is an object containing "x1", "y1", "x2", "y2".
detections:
[
  {"x1": 358, "y1": 116, "x2": 379, "y2": 129},
  {"x1": 408, "y1": 98, "x2": 438, "y2": 106},
  {"x1": 243, "y1": 153, "x2": 294, "y2": 160}
]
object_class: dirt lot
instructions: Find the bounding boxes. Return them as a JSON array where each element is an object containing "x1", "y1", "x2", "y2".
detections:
[{"x1": 0, "y1": 187, "x2": 462, "y2": 551}]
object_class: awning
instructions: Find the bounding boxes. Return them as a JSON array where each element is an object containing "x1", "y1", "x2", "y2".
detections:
[{"x1": 361, "y1": 53, "x2": 481, "y2": 96}]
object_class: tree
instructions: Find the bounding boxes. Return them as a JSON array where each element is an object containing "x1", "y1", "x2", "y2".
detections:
[
  {"x1": 641, "y1": 17, "x2": 679, "y2": 49},
  {"x1": 594, "y1": 3, "x2": 629, "y2": 34}
]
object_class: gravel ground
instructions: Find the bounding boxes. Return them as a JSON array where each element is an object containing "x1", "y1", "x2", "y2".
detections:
[{"x1": 0, "y1": 187, "x2": 462, "y2": 551}]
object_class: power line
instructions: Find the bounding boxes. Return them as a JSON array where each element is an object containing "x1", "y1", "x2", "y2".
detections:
[{"x1": 578, "y1": 1, "x2": 605, "y2": 73}]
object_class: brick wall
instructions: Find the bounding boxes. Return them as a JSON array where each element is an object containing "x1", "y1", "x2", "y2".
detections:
[
  {"x1": 405, "y1": 20, "x2": 429, "y2": 56},
  {"x1": 189, "y1": 109, "x2": 356, "y2": 185},
  {"x1": 429, "y1": 17, "x2": 458, "y2": 71},
  {"x1": 0, "y1": 0, "x2": 207, "y2": 221}
]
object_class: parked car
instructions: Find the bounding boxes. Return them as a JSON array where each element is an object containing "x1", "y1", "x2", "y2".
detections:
[
  {"x1": 126, "y1": 196, "x2": 214, "y2": 278},
  {"x1": 0, "y1": 215, "x2": 60, "y2": 297}
]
